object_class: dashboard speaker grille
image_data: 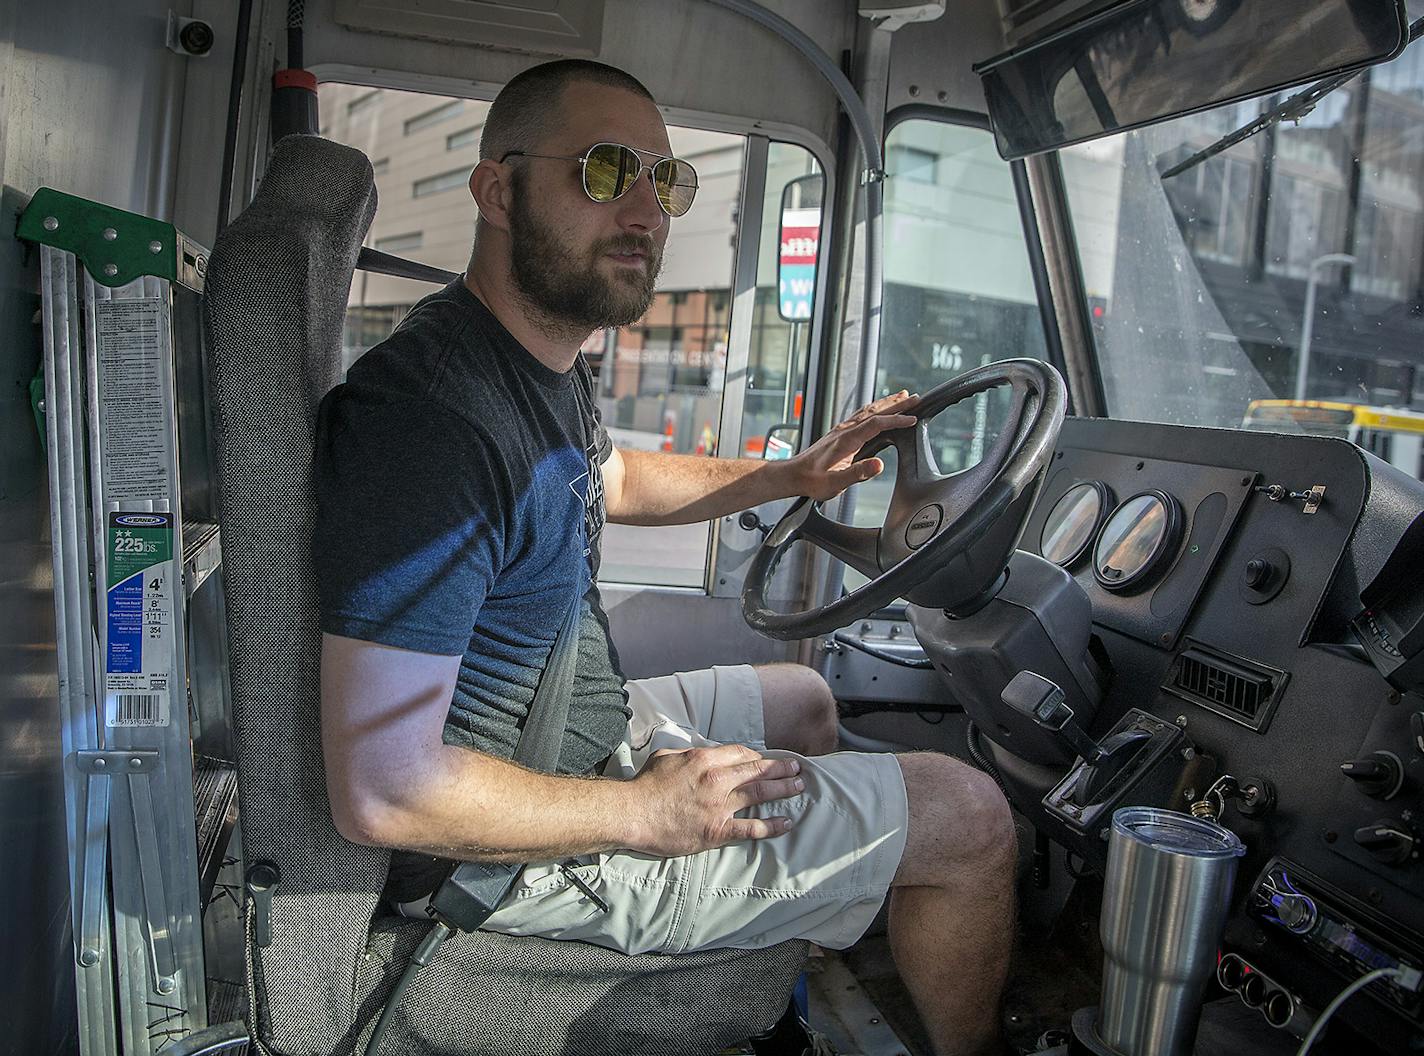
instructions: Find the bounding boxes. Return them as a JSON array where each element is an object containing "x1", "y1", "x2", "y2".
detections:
[{"x1": 1163, "y1": 641, "x2": 1289, "y2": 732}]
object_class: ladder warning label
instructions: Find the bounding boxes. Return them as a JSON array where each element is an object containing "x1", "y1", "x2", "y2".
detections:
[
  {"x1": 104, "y1": 511, "x2": 173, "y2": 728},
  {"x1": 96, "y1": 298, "x2": 171, "y2": 504}
]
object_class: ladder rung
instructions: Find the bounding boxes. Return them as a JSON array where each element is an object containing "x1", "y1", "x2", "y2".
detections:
[
  {"x1": 183, "y1": 520, "x2": 223, "y2": 598},
  {"x1": 193, "y1": 758, "x2": 239, "y2": 908}
]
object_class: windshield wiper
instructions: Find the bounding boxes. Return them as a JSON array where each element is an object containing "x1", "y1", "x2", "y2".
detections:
[{"x1": 1160, "y1": 16, "x2": 1424, "y2": 181}]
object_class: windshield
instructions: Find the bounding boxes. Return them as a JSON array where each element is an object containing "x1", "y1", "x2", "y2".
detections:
[{"x1": 1061, "y1": 26, "x2": 1424, "y2": 444}]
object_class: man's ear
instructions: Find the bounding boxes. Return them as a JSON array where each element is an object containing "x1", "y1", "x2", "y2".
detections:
[{"x1": 470, "y1": 160, "x2": 513, "y2": 233}]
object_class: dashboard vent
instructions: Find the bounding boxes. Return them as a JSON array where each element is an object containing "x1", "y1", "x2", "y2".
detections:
[{"x1": 1163, "y1": 641, "x2": 1289, "y2": 733}]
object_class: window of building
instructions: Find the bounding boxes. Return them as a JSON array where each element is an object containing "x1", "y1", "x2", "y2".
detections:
[
  {"x1": 348, "y1": 91, "x2": 381, "y2": 118},
  {"x1": 371, "y1": 157, "x2": 389, "y2": 175},
  {"x1": 412, "y1": 168, "x2": 469, "y2": 198},
  {"x1": 447, "y1": 126, "x2": 481, "y2": 150},
  {"x1": 404, "y1": 100, "x2": 463, "y2": 135},
  {"x1": 374, "y1": 231, "x2": 423, "y2": 253}
]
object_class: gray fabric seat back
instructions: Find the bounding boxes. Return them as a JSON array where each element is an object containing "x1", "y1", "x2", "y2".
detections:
[{"x1": 203, "y1": 134, "x2": 386, "y2": 1054}]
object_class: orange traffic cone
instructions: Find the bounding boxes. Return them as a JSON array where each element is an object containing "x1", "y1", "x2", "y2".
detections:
[{"x1": 662, "y1": 412, "x2": 676, "y2": 453}]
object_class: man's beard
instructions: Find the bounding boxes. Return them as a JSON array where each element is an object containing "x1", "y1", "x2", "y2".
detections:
[{"x1": 508, "y1": 181, "x2": 662, "y2": 336}]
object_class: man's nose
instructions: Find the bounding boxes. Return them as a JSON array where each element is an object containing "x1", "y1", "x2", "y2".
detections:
[{"x1": 616, "y1": 168, "x2": 666, "y2": 234}]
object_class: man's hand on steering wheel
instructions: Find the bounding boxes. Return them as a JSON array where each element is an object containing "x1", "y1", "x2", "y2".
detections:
[{"x1": 787, "y1": 390, "x2": 919, "y2": 501}]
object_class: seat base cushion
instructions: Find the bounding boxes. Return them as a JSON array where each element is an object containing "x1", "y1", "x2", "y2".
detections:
[{"x1": 350, "y1": 916, "x2": 808, "y2": 1055}]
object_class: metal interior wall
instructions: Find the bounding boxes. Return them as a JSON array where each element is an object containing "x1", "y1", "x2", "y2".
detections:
[
  {"x1": 0, "y1": 2, "x2": 209, "y2": 1051},
  {"x1": 291, "y1": 0, "x2": 854, "y2": 153},
  {"x1": 172, "y1": 0, "x2": 274, "y2": 249},
  {"x1": 883, "y1": 1, "x2": 1009, "y2": 117}
]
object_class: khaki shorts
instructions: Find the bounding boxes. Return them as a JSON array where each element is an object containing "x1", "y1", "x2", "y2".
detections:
[{"x1": 481, "y1": 665, "x2": 909, "y2": 955}]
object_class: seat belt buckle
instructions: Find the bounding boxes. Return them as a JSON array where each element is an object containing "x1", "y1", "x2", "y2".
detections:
[{"x1": 427, "y1": 860, "x2": 524, "y2": 932}]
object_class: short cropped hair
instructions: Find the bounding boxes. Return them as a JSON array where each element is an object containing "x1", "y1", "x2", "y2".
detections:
[{"x1": 479, "y1": 60, "x2": 654, "y2": 162}]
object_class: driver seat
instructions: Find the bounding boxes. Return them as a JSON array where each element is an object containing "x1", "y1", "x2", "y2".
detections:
[{"x1": 201, "y1": 134, "x2": 807, "y2": 1055}]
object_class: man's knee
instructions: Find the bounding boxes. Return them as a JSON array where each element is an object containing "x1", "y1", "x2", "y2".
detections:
[
  {"x1": 756, "y1": 663, "x2": 839, "y2": 756},
  {"x1": 894, "y1": 752, "x2": 1016, "y2": 887}
]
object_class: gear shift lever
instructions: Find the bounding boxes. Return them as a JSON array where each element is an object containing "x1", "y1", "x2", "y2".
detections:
[
  {"x1": 1002, "y1": 671, "x2": 1152, "y2": 805},
  {"x1": 1002, "y1": 671, "x2": 1104, "y2": 762}
]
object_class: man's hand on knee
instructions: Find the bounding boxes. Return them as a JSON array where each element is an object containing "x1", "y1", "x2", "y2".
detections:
[{"x1": 625, "y1": 745, "x2": 803, "y2": 856}]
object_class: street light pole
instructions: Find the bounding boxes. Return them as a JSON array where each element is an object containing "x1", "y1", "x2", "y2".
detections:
[{"x1": 1296, "y1": 252, "x2": 1357, "y2": 401}]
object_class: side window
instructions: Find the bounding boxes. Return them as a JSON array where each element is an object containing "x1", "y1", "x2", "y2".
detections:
[{"x1": 847, "y1": 119, "x2": 1049, "y2": 560}]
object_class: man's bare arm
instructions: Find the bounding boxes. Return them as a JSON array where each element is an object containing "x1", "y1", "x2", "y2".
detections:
[
  {"x1": 321, "y1": 633, "x2": 803, "y2": 861},
  {"x1": 603, "y1": 391, "x2": 918, "y2": 526}
]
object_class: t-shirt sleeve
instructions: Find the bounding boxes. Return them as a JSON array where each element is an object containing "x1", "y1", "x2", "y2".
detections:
[{"x1": 313, "y1": 387, "x2": 509, "y2": 656}]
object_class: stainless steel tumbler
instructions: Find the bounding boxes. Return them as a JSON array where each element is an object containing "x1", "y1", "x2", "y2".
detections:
[{"x1": 1097, "y1": 807, "x2": 1245, "y2": 1056}]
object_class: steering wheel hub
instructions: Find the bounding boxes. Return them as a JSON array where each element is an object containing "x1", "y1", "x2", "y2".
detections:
[{"x1": 905, "y1": 504, "x2": 944, "y2": 549}]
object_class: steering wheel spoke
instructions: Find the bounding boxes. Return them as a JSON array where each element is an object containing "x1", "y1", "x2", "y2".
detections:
[{"x1": 801, "y1": 507, "x2": 882, "y2": 580}]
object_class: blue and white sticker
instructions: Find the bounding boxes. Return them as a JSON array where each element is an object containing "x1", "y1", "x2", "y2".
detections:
[{"x1": 103, "y1": 511, "x2": 174, "y2": 727}]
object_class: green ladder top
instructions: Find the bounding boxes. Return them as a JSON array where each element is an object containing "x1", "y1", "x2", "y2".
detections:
[{"x1": 17, "y1": 187, "x2": 198, "y2": 289}]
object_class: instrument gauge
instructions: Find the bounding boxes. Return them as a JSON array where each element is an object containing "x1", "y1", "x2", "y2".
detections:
[
  {"x1": 1040, "y1": 480, "x2": 1112, "y2": 567},
  {"x1": 1093, "y1": 490, "x2": 1184, "y2": 591}
]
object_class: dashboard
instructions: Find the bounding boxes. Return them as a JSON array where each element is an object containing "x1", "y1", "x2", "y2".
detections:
[{"x1": 954, "y1": 416, "x2": 1423, "y2": 1051}]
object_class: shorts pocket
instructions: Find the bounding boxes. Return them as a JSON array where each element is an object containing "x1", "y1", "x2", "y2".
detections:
[{"x1": 481, "y1": 855, "x2": 610, "y2": 938}]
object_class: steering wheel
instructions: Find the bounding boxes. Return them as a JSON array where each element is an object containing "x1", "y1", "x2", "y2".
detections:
[{"x1": 742, "y1": 359, "x2": 1067, "y2": 641}]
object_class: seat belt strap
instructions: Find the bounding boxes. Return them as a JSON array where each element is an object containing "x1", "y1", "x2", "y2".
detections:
[{"x1": 426, "y1": 589, "x2": 584, "y2": 932}]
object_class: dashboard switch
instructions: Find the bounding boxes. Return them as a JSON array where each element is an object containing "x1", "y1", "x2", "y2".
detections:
[
  {"x1": 1240, "y1": 547, "x2": 1290, "y2": 604},
  {"x1": 1245, "y1": 559, "x2": 1270, "y2": 588},
  {"x1": 1411, "y1": 711, "x2": 1424, "y2": 756},
  {"x1": 1353, "y1": 820, "x2": 1417, "y2": 865},
  {"x1": 1340, "y1": 751, "x2": 1406, "y2": 799}
]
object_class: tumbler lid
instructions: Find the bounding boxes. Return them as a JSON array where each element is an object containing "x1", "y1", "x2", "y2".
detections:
[{"x1": 1111, "y1": 807, "x2": 1245, "y2": 859}]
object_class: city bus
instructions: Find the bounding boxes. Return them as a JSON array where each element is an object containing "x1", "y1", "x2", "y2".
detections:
[
  {"x1": 8, "y1": 2, "x2": 1424, "y2": 1055},
  {"x1": 1244, "y1": 399, "x2": 1424, "y2": 479}
]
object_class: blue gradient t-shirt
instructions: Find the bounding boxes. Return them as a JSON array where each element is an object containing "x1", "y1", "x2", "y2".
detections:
[{"x1": 313, "y1": 280, "x2": 630, "y2": 777}]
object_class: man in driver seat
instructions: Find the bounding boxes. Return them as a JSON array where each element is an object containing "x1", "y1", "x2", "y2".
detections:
[{"x1": 315, "y1": 59, "x2": 1016, "y2": 1056}]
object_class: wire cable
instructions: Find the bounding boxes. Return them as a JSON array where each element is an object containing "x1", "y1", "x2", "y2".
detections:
[
  {"x1": 831, "y1": 629, "x2": 934, "y2": 669},
  {"x1": 1293, "y1": 967, "x2": 1404, "y2": 1056},
  {"x1": 364, "y1": 920, "x2": 455, "y2": 1056},
  {"x1": 965, "y1": 720, "x2": 1010, "y2": 798}
]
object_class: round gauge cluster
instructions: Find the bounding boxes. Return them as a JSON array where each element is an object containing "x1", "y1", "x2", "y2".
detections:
[
  {"x1": 1039, "y1": 482, "x2": 1185, "y2": 592},
  {"x1": 1040, "y1": 481, "x2": 1111, "y2": 567}
]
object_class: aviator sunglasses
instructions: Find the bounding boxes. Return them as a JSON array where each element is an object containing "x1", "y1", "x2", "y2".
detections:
[{"x1": 501, "y1": 141, "x2": 699, "y2": 217}]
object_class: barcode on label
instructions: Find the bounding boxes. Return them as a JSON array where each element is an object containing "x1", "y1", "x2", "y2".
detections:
[{"x1": 114, "y1": 693, "x2": 163, "y2": 726}]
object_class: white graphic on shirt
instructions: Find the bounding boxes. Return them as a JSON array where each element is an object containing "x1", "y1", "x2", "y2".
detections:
[{"x1": 568, "y1": 445, "x2": 605, "y2": 562}]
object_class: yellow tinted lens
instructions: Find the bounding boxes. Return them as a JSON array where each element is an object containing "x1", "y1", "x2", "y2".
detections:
[
  {"x1": 584, "y1": 143, "x2": 640, "y2": 201},
  {"x1": 653, "y1": 158, "x2": 698, "y2": 216}
]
